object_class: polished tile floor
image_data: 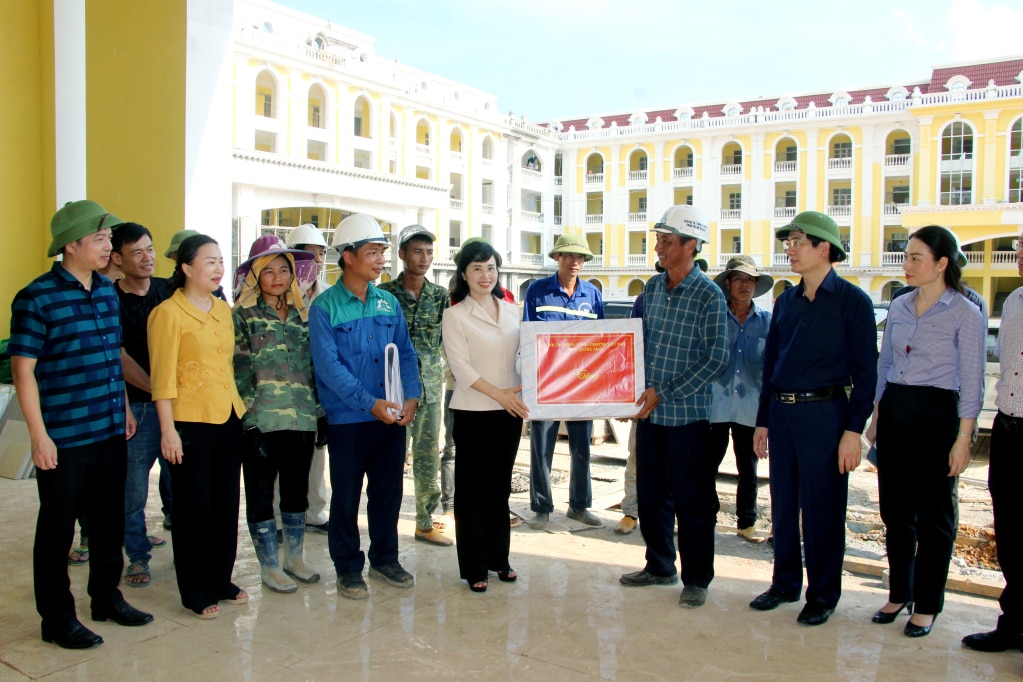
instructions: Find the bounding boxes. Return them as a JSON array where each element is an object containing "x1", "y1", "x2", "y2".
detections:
[{"x1": 0, "y1": 456, "x2": 1017, "y2": 681}]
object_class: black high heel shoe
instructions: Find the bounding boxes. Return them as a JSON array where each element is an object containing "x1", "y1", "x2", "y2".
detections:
[
  {"x1": 905, "y1": 613, "x2": 936, "y2": 638},
  {"x1": 872, "y1": 601, "x2": 914, "y2": 624}
]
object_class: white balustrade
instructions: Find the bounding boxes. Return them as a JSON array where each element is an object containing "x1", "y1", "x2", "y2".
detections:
[
  {"x1": 883, "y1": 203, "x2": 907, "y2": 215},
  {"x1": 772, "y1": 253, "x2": 789, "y2": 266},
  {"x1": 520, "y1": 253, "x2": 544, "y2": 265},
  {"x1": 628, "y1": 170, "x2": 648, "y2": 182},
  {"x1": 882, "y1": 252, "x2": 904, "y2": 266},
  {"x1": 482, "y1": 158, "x2": 493, "y2": 169},
  {"x1": 590, "y1": 255, "x2": 604, "y2": 267},
  {"x1": 720, "y1": 208, "x2": 741, "y2": 220},
  {"x1": 993, "y1": 251, "x2": 1018, "y2": 265},
  {"x1": 885, "y1": 154, "x2": 910, "y2": 167},
  {"x1": 626, "y1": 254, "x2": 647, "y2": 266},
  {"x1": 774, "y1": 160, "x2": 797, "y2": 173},
  {"x1": 826, "y1": 205, "x2": 852, "y2": 217},
  {"x1": 585, "y1": 172, "x2": 604, "y2": 185},
  {"x1": 482, "y1": 204, "x2": 494, "y2": 215},
  {"x1": 718, "y1": 253, "x2": 740, "y2": 267},
  {"x1": 627, "y1": 212, "x2": 647, "y2": 223},
  {"x1": 449, "y1": 151, "x2": 462, "y2": 163},
  {"x1": 774, "y1": 207, "x2": 796, "y2": 219},
  {"x1": 521, "y1": 168, "x2": 542, "y2": 182},
  {"x1": 721, "y1": 164, "x2": 742, "y2": 176},
  {"x1": 416, "y1": 143, "x2": 431, "y2": 157},
  {"x1": 449, "y1": 198, "x2": 463, "y2": 211},
  {"x1": 964, "y1": 251, "x2": 984, "y2": 265},
  {"x1": 520, "y1": 210, "x2": 543, "y2": 223},
  {"x1": 585, "y1": 214, "x2": 603, "y2": 224},
  {"x1": 673, "y1": 166, "x2": 694, "y2": 179},
  {"x1": 828, "y1": 157, "x2": 852, "y2": 170}
]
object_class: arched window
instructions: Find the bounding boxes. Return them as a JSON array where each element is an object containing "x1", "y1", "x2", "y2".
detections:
[
  {"x1": 629, "y1": 149, "x2": 648, "y2": 172},
  {"x1": 481, "y1": 136, "x2": 494, "y2": 160},
  {"x1": 521, "y1": 149, "x2": 541, "y2": 171},
  {"x1": 255, "y1": 70, "x2": 277, "y2": 118},
  {"x1": 353, "y1": 96, "x2": 371, "y2": 138},
  {"x1": 1009, "y1": 118, "x2": 1022, "y2": 203},
  {"x1": 450, "y1": 128, "x2": 464, "y2": 153},
  {"x1": 775, "y1": 137, "x2": 798, "y2": 171},
  {"x1": 940, "y1": 121, "x2": 974, "y2": 205},
  {"x1": 773, "y1": 280, "x2": 794, "y2": 298},
  {"x1": 882, "y1": 280, "x2": 904, "y2": 302},
  {"x1": 627, "y1": 279, "x2": 645, "y2": 296},
  {"x1": 585, "y1": 153, "x2": 604, "y2": 175},
  {"x1": 673, "y1": 144, "x2": 694, "y2": 170}
]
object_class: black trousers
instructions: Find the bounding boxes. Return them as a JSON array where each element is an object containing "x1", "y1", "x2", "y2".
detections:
[
  {"x1": 34, "y1": 436, "x2": 126, "y2": 626},
  {"x1": 877, "y1": 383, "x2": 958, "y2": 615},
  {"x1": 241, "y1": 430, "x2": 313, "y2": 523},
  {"x1": 707, "y1": 422, "x2": 760, "y2": 529},
  {"x1": 637, "y1": 420, "x2": 716, "y2": 587},
  {"x1": 990, "y1": 411, "x2": 1023, "y2": 633},
  {"x1": 452, "y1": 409, "x2": 522, "y2": 584},
  {"x1": 170, "y1": 415, "x2": 242, "y2": 613}
]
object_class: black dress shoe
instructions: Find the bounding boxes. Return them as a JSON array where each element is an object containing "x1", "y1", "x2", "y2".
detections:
[
  {"x1": 619, "y1": 569, "x2": 679, "y2": 586},
  {"x1": 797, "y1": 599, "x2": 835, "y2": 626},
  {"x1": 41, "y1": 619, "x2": 103, "y2": 649},
  {"x1": 91, "y1": 599, "x2": 154, "y2": 627},
  {"x1": 905, "y1": 614, "x2": 937, "y2": 638},
  {"x1": 750, "y1": 587, "x2": 800, "y2": 611},
  {"x1": 872, "y1": 601, "x2": 913, "y2": 624},
  {"x1": 963, "y1": 629, "x2": 1023, "y2": 652}
]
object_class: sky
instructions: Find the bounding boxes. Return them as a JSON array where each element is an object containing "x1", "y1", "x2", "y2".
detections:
[{"x1": 284, "y1": 0, "x2": 1023, "y2": 122}]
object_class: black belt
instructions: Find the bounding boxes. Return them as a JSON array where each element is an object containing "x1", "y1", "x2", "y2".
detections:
[
  {"x1": 999, "y1": 412, "x2": 1023, "y2": 432},
  {"x1": 774, "y1": 387, "x2": 845, "y2": 404}
]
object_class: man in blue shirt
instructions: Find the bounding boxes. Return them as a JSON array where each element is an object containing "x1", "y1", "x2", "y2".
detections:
[
  {"x1": 309, "y1": 214, "x2": 422, "y2": 600},
  {"x1": 619, "y1": 206, "x2": 729, "y2": 609},
  {"x1": 9, "y1": 200, "x2": 153, "y2": 649},
  {"x1": 750, "y1": 211, "x2": 877, "y2": 626},
  {"x1": 709, "y1": 255, "x2": 773, "y2": 544},
  {"x1": 523, "y1": 234, "x2": 605, "y2": 529}
]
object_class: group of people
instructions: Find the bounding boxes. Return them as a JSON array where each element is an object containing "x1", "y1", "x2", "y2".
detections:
[{"x1": 11, "y1": 198, "x2": 1021, "y2": 658}]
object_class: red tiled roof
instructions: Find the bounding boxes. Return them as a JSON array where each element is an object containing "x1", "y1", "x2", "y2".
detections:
[{"x1": 546, "y1": 56, "x2": 1021, "y2": 129}]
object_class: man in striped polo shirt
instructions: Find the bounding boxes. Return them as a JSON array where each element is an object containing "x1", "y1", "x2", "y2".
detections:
[{"x1": 10, "y1": 201, "x2": 153, "y2": 650}]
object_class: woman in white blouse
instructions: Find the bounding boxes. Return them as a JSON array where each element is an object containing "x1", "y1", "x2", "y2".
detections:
[{"x1": 442, "y1": 240, "x2": 528, "y2": 593}]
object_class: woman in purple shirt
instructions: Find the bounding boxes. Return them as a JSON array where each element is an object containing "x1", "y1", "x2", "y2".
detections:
[{"x1": 865, "y1": 224, "x2": 985, "y2": 637}]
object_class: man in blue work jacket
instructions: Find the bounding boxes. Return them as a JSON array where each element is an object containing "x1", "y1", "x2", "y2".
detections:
[
  {"x1": 309, "y1": 214, "x2": 423, "y2": 600},
  {"x1": 523, "y1": 234, "x2": 605, "y2": 530},
  {"x1": 750, "y1": 211, "x2": 877, "y2": 626}
]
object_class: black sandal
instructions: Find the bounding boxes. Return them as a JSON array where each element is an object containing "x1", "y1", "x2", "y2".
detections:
[
  {"x1": 497, "y1": 569, "x2": 517, "y2": 583},
  {"x1": 469, "y1": 580, "x2": 488, "y2": 593}
]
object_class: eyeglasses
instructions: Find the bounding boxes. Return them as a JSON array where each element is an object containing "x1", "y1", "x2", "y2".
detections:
[{"x1": 782, "y1": 238, "x2": 812, "y2": 250}]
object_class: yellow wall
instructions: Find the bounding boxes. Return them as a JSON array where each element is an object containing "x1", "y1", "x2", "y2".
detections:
[
  {"x1": 1, "y1": 1, "x2": 55, "y2": 331},
  {"x1": 87, "y1": 0, "x2": 187, "y2": 278}
]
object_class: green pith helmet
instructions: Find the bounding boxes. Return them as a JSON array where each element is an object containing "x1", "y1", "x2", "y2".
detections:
[
  {"x1": 165, "y1": 230, "x2": 201, "y2": 258},
  {"x1": 48, "y1": 200, "x2": 124, "y2": 258},
  {"x1": 777, "y1": 210, "x2": 847, "y2": 261},
  {"x1": 548, "y1": 233, "x2": 593, "y2": 261}
]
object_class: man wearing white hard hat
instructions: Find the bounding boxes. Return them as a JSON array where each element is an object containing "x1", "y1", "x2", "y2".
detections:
[
  {"x1": 309, "y1": 214, "x2": 423, "y2": 599},
  {"x1": 619, "y1": 205, "x2": 729, "y2": 610},
  {"x1": 285, "y1": 223, "x2": 332, "y2": 535}
]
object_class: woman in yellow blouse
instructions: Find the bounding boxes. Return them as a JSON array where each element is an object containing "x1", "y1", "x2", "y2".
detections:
[{"x1": 148, "y1": 235, "x2": 246, "y2": 619}]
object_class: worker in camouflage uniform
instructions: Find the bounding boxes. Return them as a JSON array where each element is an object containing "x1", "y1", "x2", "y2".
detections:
[
  {"x1": 380, "y1": 225, "x2": 452, "y2": 546},
  {"x1": 233, "y1": 235, "x2": 322, "y2": 593}
]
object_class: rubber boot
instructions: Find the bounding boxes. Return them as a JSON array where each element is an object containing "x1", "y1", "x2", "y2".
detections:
[
  {"x1": 280, "y1": 512, "x2": 320, "y2": 584},
  {"x1": 248, "y1": 520, "x2": 297, "y2": 593}
]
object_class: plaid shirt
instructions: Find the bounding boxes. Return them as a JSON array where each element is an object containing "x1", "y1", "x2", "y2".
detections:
[
  {"x1": 8, "y1": 263, "x2": 126, "y2": 448},
  {"x1": 642, "y1": 266, "x2": 729, "y2": 426}
]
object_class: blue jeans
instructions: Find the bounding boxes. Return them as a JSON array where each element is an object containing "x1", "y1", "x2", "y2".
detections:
[
  {"x1": 529, "y1": 420, "x2": 593, "y2": 513},
  {"x1": 124, "y1": 402, "x2": 165, "y2": 563}
]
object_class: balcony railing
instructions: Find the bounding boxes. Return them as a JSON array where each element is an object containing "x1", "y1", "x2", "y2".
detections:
[
  {"x1": 718, "y1": 253, "x2": 740, "y2": 267},
  {"x1": 444, "y1": 246, "x2": 459, "y2": 261},
  {"x1": 585, "y1": 214, "x2": 604, "y2": 224},
  {"x1": 774, "y1": 207, "x2": 796, "y2": 219},
  {"x1": 885, "y1": 154, "x2": 911, "y2": 168},
  {"x1": 449, "y1": 198, "x2": 463, "y2": 211},
  {"x1": 449, "y1": 151, "x2": 463, "y2": 163},
  {"x1": 993, "y1": 251, "x2": 1018, "y2": 265},
  {"x1": 520, "y1": 210, "x2": 543, "y2": 223},
  {"x1": 590, "y1": 255, "x2": 604, "y2": 267},
  {"x1": 827, "y1": 205, "x2": 852, "y2": 217},
  {"x1": 482, "y1": 203, "x2": 494, "y2": 215},
  {"x1": 628, "y1": 170, "x2": 648, "y2": 182},
  {"x1": 964, "y1": 251, "x2": 984, "y2": 265},
  {"x1": 882, "y1": 252, "x2": 904, "y2": 266},
  {"x1": 883, "y1": 203, "x2": 908, "y2": 216},
  {"x1": 721, "y1": 164, "x2": 742, "y2": 176},
  {"x1": 626, "y1": 254, "x2": 647, "y2": 266},
  {"x1": 673, "y1": 166, "x2": 694, "y2": 179},
  {"x1": 628, "y1": 212, "x2": 647, "y2": 223},
  {"x1": 774, "y1": 160, "x2": 797, "y2": 173},
  {"x1": 521, "y1": 168, "x2": 542, "y2": 182},
  {"x1": 585, "y1": 172, "x2": 604, "y2": 185},
  {"x1": 520, "y1": 253, "x2": 544, "y2": 265},
  {"x1": 304, "y1": 46, "x2": 345, "y2": 67},
  {"x1": 720, "y1": 208, "x2": 742, "y2": 220},
  {"x1": 416, "y1": 143, "x2": 432, "y2": 157},
  {"x1": 828, "y1": 157, "x2": 852, "y2": 170},
  {"x1": 482, "y1": 158, "x2": 493, "y2": 169},
  {"x1": 773, "y1": 253, "x2": 789, "y2": 266}
]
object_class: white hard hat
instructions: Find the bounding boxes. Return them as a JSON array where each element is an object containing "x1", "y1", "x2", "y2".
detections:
[
  {"x1": 331, "y1": 214, "x2": 389, "y2": 251},
  {"x1": 651, "y1": 205, "x2": 710, "y2": 244},
  {"x1": 286, "y1": 223, "x2": 328, "y2": 248}
]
